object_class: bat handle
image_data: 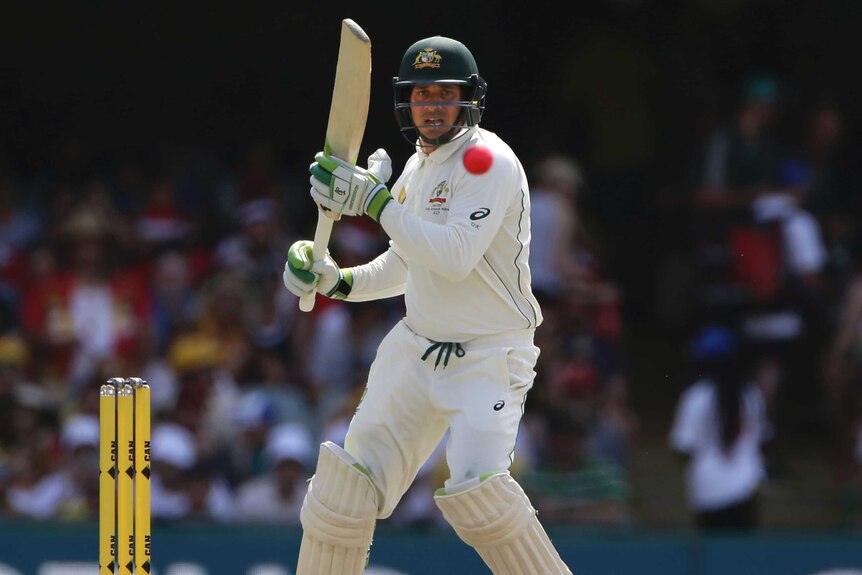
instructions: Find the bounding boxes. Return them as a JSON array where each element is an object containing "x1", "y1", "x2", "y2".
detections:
[{"x1": 298, "y1": 212, "x2": 335, "y2": 312}]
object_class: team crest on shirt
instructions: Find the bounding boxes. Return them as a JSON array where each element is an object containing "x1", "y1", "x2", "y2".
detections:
[
  {"x1": 413, "y1": 48, "x2": 442, "y2": 69},
  {"x1": 427, "y1": 180, "x2": 449, "y2": 215}
]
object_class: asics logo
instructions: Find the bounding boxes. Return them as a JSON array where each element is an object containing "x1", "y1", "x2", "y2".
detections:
[
  {"x1": 493, "y1": 400, "x2": 505, "y2": 411},
  {"x1": 470, "y1": 208, "x2": 491, "y2": 220}
]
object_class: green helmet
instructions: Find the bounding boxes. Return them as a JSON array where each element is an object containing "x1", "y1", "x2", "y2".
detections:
[{"x1": 393, "y1": 36, "x2": 487, "y2": 146}]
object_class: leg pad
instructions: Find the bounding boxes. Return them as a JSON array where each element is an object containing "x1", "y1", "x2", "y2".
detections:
[
  {"x1": 296, "y1": 441, "x2": 378, "y2": 575},
  {"x1": 434, "y1": 472, "x2": 572, "y2": 575}
]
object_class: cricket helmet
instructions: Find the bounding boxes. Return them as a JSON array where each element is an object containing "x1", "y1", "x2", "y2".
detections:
[{"x1": 393, "y1": 36, "x2": 487, "y2": 146}]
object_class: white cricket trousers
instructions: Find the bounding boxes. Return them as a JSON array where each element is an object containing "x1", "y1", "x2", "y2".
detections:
[{"x1": 343, "y1": 319, "x2": 539, "y2": 518}]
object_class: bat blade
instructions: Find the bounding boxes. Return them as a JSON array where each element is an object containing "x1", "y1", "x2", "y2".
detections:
[
  {"x1": 299, "y1": 18, "x2": 371, "y2": 312},
  {"x1": 325, "y1": 18, "x2": 371, "y2": 163}
]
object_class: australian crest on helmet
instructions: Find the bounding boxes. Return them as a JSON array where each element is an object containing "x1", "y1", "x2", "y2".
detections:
[{"x1": 414, "y1": 48, "x2": 443, "y2": 69}]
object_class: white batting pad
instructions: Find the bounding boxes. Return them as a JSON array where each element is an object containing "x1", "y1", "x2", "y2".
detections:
[
  {"x1": 296, "y1": 441, "x2": 379, "y2": 575},
  {"x1": 434, "y1": 472, "x2": 572, "y2": 575}
]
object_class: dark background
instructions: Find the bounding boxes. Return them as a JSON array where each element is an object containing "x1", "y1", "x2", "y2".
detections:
[{"x1": 3, "y1": 1, "x2": 858, "y2": 167}]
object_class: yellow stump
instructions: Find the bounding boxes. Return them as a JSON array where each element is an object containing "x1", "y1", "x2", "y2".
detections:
[
  {"x1": 132, "y1": 378, "x2": 152, "y2": 574},
  {"x1": 116, "y1": 382, "x2": 135, "y2": 575},
  {"x1": 99, "y1": 383, "x2": 117, "y2": 575}
]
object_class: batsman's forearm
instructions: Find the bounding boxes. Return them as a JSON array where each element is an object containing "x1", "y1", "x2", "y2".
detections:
[{"x1": 345, "y1": 248, "x2": 408, "y2": 301}]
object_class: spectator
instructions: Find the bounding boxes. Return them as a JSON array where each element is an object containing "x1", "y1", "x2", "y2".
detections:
[
  {"x1": 305, "y1": 300, "x2": 398, "y2": 415},
  {"x1": 148, "y1": 249, "x2": 201, "y2": 356},
  {"x1": 134, "y1": 249, "x2": 204, "y2": 416},
  {"x1": 234, "y1": 422, "x2": 314, "y2": 525},
  {"x1": 528, "y1": 154, "x2": 585, "y2": 300},
  {"x1": 746, "y1": 159, "x2": 828, "y2": 292},
  {"x1": 237, "y1": 349, "x2": 315, "y2": 433},
  {"x1": 669, "y1": 324, "x2": 770, "y2": 532},
  {"x1": 822, "y1": 235, "x2": 862, "y2": 436},
  {"x1": 165, "y1": 331, "x2": 241, "y2": 473},
  {"x1": 797, "y1": 99, "x2": 856, "y2": 275},
  {"x1": 0, "y1": 177, "x2": 42, "y2": 250},
  {"x1": 5, "y1": 413, "x2": 99, "y2": 520},
  {"x1": 687, "y1": 73, "x2": 787, "y2": 321},
  {"x1": 243, "y1": 265, "x2": 297, "y2": 353},
  {"x1": 21, "y1": 205, "x2": 152, "y2": 397},
  {"x1": 521, "y1": 407, "x2": 631, "y2": 527},
  {"x1": 150, "y1": 422, "x2": 234, "y2": 522},
  {"x1": 0, "y1": 333, "x2": 34, "y2": 429},
  {"x1": 214, "y1": 197, "x2": 291, "y2": 283},
  {"x1": 734, "y1": 159, "x2": 830, "y2": 433},
  {"x1": 228, "y1": 389, "x2": 282, "y2": 484},
  {"x1": 1, "y1": 374, "x2": 60, "y2": 519},
  {"x1": 589, "y1": 374, "x2": 638, "y2": 474},
  {"x1": 0, "y1": 177, "x2": 42, "y2": 330},
  {"x1": 196, "y1": 271, "x2": 254, "y2": 380},
  {"x1": 133, "y1": 179, "x2": 194, "y2": 258},
  {"x1": 693, "y1": 72, "x2": 785, "y2": 213}
]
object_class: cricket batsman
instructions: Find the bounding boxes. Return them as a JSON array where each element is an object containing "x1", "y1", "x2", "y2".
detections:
[{"x1": 283, "y1": 35, "x2": 573, "y2": 574}]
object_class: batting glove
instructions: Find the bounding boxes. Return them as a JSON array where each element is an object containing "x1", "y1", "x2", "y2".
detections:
[
  {"x1": 309, "y1": 150, "x2": 393, "y2": 222},
  {"x1": 283, "y1": 240, "x2": 353, "y2": 300},
  {"x1": 367, "y1": 148, "x2": 393, "y2": 184}
]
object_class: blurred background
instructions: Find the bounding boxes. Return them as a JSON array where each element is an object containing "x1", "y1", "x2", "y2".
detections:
[{"x1": 0, "y1": 1, "x2": 861, "y2": 573}]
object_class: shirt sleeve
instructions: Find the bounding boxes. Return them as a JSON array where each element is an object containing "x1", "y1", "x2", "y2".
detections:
[
  {"x1": 379, "y1": 155, "x2": 518, "y2": 282},
  {"x1": 346, "y1": 245, "x2": 408, "y2": 301},
  {"x1": 669, "y1": 385, "x2": 708, "y2": 454}
]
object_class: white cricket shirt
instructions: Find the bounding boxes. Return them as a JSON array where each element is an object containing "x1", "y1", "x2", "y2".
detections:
[
  {"x1": 669, "y1": 379, "x2": 768, "y2": 511},
  {"x1": 347, "y1": 126, "x2": 542, "y2": 342}
]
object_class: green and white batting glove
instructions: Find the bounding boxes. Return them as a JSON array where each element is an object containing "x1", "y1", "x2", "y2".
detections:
[
  {"x1": 309, "y1": 149, "x2": 393, "y2": 222},
  {"x1": 283, "y1": 240, "x2": 353, "y2": 300}
]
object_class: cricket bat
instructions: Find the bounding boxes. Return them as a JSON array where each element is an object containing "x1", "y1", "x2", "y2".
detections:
[{"x1": 299, "y1": 18, "x2": 372, "y2": 312}]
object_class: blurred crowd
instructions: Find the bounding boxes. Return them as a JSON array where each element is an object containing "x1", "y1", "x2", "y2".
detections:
[
  {"x1": 0, "y1": 134, "x2": 634, "y2": 529},
  {"x1": 0, "y1": 69, "x2": 859, "y2": 533},
  {"x1": 660, "y1": 72, "x2": 862, "y2": 529}
]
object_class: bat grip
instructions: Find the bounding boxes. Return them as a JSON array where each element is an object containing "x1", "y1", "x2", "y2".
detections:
[{"x1": 298, "y1": 213, "x2": 335, "y2": 312}]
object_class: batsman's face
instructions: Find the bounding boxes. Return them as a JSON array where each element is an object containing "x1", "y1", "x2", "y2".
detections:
[{"x1": 410, "y1": 84, "x2": 463, "y2": 142}]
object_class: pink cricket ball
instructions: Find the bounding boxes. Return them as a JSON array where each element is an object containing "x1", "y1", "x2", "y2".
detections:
[{"x1": 463, "y1": 144, "x2": 493, "y2": 175}]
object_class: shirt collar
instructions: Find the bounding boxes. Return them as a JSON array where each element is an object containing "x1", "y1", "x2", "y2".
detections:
[{"x1": 415, "y1": 126, "x2": 478, "y2": 164}]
